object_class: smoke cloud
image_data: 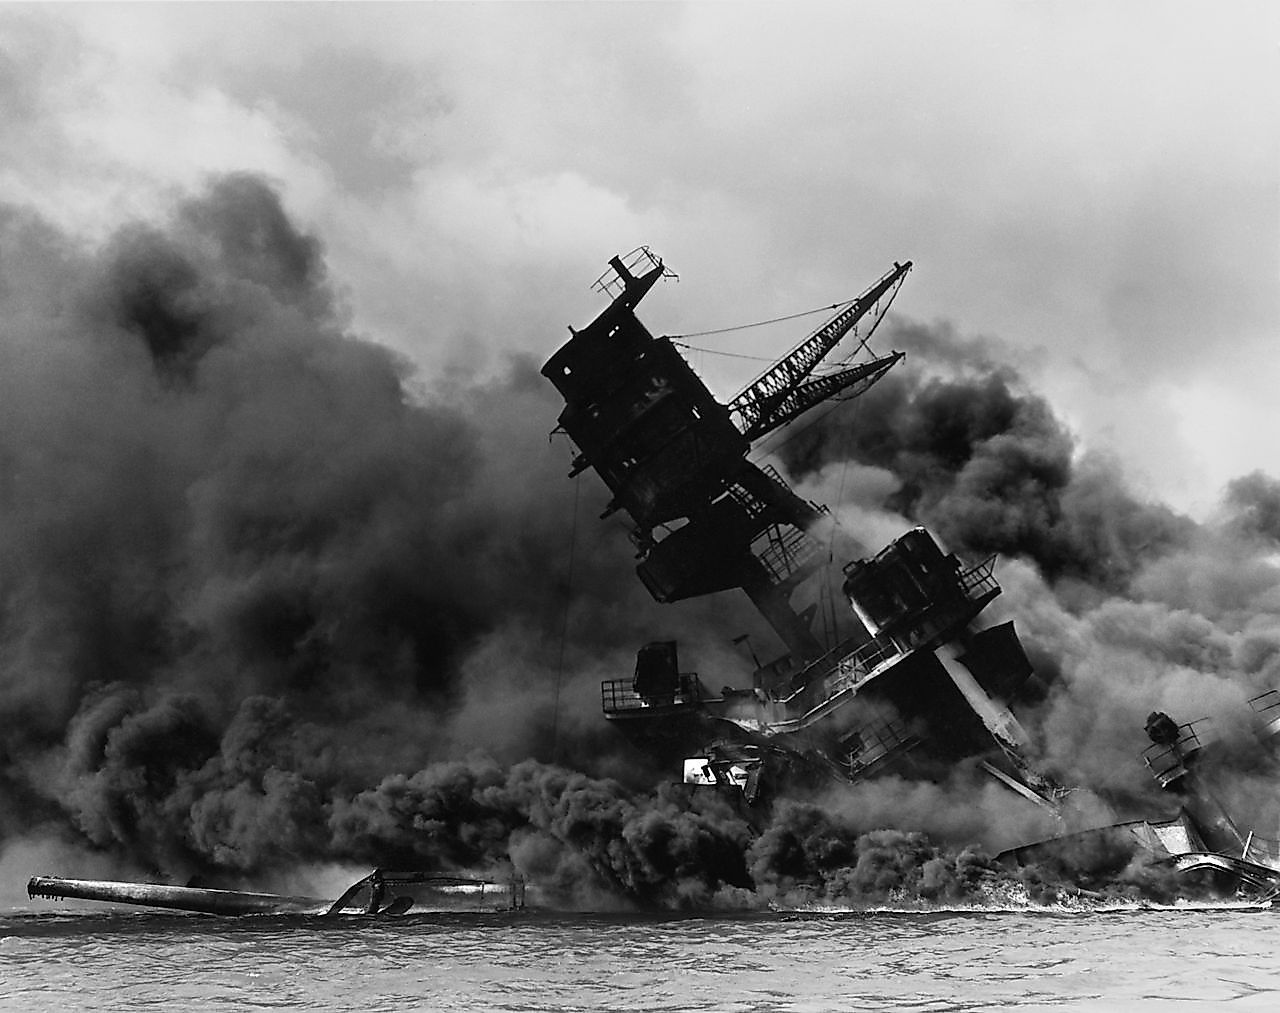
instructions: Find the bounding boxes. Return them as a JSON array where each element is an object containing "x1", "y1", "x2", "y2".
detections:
[
  {"x1": 780, "y1": 320, "x2": 1195, "y2": 594},
  {"x1": 0, "y1": 174, "x2": 716, "y2": 876},
  {"x1": 780, "y1": 319, "x2": 1280, "y2": 829},
  {"x1": 4, "y1": 174, "x2": 1280, "y2": 911}
]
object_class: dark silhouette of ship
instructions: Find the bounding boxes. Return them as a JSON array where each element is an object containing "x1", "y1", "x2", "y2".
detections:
[
  {"x1": 25, "y1": 249, "x2": 1280, "y2": 914},
  {"x1": 542, "y1": 249, "x2": 1058, "y2": 812},
  {"x1": 543, "y1": 249, "x2": 1280, "y2": 900}
]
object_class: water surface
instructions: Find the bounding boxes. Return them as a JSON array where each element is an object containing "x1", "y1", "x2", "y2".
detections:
[{"x1": 3, "y1": 906, "x2": 1277, "y2": 1011}]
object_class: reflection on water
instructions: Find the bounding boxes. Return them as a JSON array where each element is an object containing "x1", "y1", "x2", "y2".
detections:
[{"x1": 2, "y1": 907, "x2": 1278, "y2": 1012}]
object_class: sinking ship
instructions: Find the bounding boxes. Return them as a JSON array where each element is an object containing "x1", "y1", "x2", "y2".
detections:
[
  {"x1": 542, "y1": 249, "x2": 1057, "y2": 811},
  {"x1": 542, "y1": 247, "x2": 1280, "y2": 899}
]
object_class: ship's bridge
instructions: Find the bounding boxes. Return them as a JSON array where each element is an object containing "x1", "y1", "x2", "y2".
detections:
[
  {"x1": 600, "y1": 531, "x2": 1004, "y2": 734},
  {"x1": 842, "y1": 527, "x2": 1000, "y2": 655}
]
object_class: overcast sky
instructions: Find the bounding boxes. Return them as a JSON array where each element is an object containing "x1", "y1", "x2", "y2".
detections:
[{"x1": 3, "y1": 1, "x2": 1276, "y2": 516}]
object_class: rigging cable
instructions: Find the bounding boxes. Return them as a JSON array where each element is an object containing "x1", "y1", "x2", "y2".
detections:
[{"x1": 665, "y1": 299, "x2": 853, "y2": 340}]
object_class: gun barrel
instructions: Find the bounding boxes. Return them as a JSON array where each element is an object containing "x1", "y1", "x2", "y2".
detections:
[{"x1": 27, "y1": 876, "x2": 326, "y2": 915}]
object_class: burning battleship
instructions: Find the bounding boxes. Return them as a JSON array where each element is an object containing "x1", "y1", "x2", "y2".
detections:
[
  {"x1": 27, "y1": 869, "x2": 526, "y2": 917},
  {"x1": 23, "y1": 243, "x2": 1280, "y2": 916},
  {"x1": 541, "y1": 247, "x2": 1280, "y2": 899},
  {"x1": 542, "y1": 248, "x2": 1056, "y2": 811}
]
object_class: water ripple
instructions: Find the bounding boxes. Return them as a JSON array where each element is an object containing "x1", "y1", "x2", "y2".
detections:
[{"x1": 2, "y1": 909, "x2": 1278, "y2": 1012}]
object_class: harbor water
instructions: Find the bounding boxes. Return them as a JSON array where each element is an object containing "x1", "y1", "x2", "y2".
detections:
[{"x1": 3, "y1": 905, "x2": 1278, "y2": 1011}]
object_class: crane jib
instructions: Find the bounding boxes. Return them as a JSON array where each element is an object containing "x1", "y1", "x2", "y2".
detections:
[{"x1": 727, "y1": 261, "x2": 911, "y2": 436}]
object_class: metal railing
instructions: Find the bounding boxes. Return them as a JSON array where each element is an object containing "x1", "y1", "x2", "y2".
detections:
[
  {"x1": 601, "y1": 673, "x2": 702, "y2": 714},
  {"x1": 591, "y1": 246, "x2": 674, "y2": 300},
  {"x1": 755, "y1": 524, "x2": 816, "y2": 584},
  {"x1": 758, "y1": 463, "x2": 791, "y2": 492},
  {"x1": 1142, "y1": 721, "x2": 1205, "y2": 789},
  {"x1": 1250, "y1": 689, "x2": 1280, "y2": 740},
  {"x1": 845, "y1": 715, "x2": 918, "y2": 773},
  {"x1": 824, "y1": 637, "x2": 899, "y2": 695},
  {"x1": 776, "y1": 634, "x2": 900, "y2": 712},
  {"x1": 770, "y1": 555, "x2": 1002, "y2": 724},
  {"x1": 1250, "y1": 689, "x2": 1280, "y2": 717},
  {"x1": 959, "y1": 555, "x2": 1000, "y2": 601}
]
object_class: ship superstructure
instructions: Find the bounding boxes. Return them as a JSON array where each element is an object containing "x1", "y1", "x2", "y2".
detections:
[
  {"x1": 997, "y1": 692, "x2": 1280, "y2": 898},
  {"x1": 543, "y1": 250, "x2": 1056, "y2": 808}
]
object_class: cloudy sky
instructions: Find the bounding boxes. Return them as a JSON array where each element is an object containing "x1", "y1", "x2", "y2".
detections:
[{"x1": 3, "y1": 1, "x2": 1276, "y2": 516}]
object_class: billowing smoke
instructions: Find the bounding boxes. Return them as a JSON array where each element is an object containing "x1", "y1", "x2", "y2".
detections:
[
  {"x1": 780, "y1": 320, "x2": 1194, "y2": 594},
  {"x1": 0, "y1": 174, "x2": 758, "y2": 893},
  {"x1": 1222, "y1": 471, "x2": 1280, "y2": 545},
  {"x1": 780, "y1": 318, "x2": 1280, "y2": 829},
  {"x1": 4, "y1": 175, "x2": 1280, "y2": 911}
]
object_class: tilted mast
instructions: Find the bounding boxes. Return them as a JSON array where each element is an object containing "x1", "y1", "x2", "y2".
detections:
[
  {"x1": 542, "y1": 248, "x2": 908, "y2": 661},
  {"x1": 726, "y1": 261, "x2": 911, "y2": 441}
]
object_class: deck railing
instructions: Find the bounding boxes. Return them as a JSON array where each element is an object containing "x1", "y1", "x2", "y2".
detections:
[
  {"x1": 1249, "y1": 689, "x2": 1280, "y2": 717},
  {"x1": 601, "y1": 673, "x2": 701, "y2": 714},
  {"x1": 845, "y1": 715, "x2": 919, "y2": 773},
  {"x1": 959, "y1": 555, "x2": 1000, "y2": 601}
]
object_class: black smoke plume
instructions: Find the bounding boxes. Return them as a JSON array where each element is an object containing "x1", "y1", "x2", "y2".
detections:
[
  {"x1": 4, "y1": 176, "x2": 1280, "y2": 911},
  {"x1": 0, "y1": 174, "x2": 736, "y2": 879}
]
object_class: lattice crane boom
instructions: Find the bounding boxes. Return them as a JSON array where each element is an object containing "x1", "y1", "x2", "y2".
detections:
[
  {"x1": 726, "y1": 261, "x2": 911, "y2": 440},
  {"x1": 741, "y1": 350, "x2": 905, "y2": 442}
]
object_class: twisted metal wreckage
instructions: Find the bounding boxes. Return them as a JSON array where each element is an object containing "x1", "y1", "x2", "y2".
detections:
[
  {"x1": 27, "y1": 248, "x2": 1280, "y2": 914},
  {"x1": 542, "y1": 248, "x2": 1280, "y2": 901}
]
